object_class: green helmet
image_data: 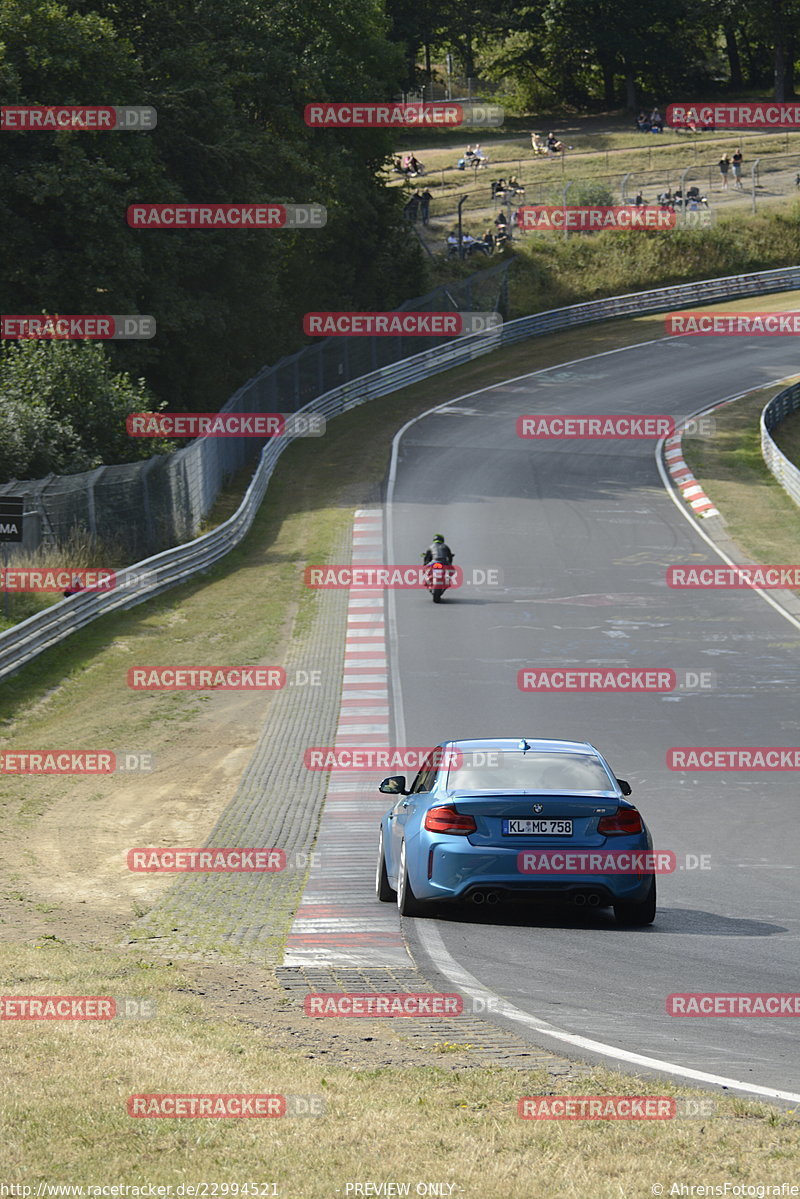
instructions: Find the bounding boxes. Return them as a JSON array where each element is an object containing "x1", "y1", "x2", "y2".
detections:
[{"x1": 432, "y1": 534, "x2": 445, "y2": 543}]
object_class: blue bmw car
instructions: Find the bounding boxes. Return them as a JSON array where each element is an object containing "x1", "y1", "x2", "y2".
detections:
[{"x1": 375, "y1": 737, "x2": 657, "y2": 926}]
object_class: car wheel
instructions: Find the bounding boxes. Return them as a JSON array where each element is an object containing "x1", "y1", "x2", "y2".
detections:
[
  {"x1": 375, "y1": 827, "x2": 395, "y2": 902},
  {"x1": 397, "y1": 840, "x2": 425, "y2": 917},
  {"x1": 613, "y1": 876, "x2": 656, "y2": 926}
]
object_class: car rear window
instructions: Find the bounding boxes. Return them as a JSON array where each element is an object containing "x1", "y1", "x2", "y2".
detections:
[{"x1": 441, "y1": 750, "x2": 615, "y2": 793}]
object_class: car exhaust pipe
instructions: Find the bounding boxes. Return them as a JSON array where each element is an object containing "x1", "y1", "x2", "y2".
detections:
[
  {"x1": 485, "y1": 890, "x2": 501, "y2": 905},
  {"x1": 586, "y1": 893, "x2": 601, "y2": 907},
  {"x1": 471, "y1": 890, "x2": 486, "y2": 904},
  {"x1": 572, "y1": 892, "x2": 587, "y2": 906}
]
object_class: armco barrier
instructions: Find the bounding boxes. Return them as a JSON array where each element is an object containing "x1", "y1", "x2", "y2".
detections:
[
  {"x1": 3, "y1": 264, "x2": 800, "y2": 682},
  {"x1": 762, "y1": 380, "x2": 800, "y2": 508}
]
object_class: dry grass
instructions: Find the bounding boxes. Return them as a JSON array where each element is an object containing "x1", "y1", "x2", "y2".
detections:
[{"x1": 2, "y1": 306, "x2": 799, "y2": 1190}]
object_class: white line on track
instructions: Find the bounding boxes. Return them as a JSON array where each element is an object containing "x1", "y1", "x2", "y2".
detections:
[
  {"x1": 417, "y1": 921, "x2": 800, "y2": 1104},
  {"x1": 385, "y1": 335, "x2": 800, "y2": 1103}
]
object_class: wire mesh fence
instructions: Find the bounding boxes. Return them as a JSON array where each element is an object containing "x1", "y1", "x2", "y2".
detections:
[{"x1": 0, "y1": 262, "x2": 512, "y2": 561}]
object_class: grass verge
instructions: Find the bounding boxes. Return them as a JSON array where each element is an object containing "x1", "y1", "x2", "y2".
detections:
[
  {"x1": 682, "y1": 378, "x2": 800, "y2": 574},
  {"x1": 2, "y1": 306, "x2": 799, "y2": 1191}
]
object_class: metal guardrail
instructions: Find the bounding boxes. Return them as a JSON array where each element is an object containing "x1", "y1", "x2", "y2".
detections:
[
  {"x1": 762, "y1": 380, "x2": 800, "y2": 508},
  {"x1": 4, "y1": 262, "x2": 800, "y2": 682}
]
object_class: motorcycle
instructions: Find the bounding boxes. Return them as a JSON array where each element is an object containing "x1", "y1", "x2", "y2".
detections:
[{"x1": 422, "y1": 559, "x2": 454, "y2": 603}]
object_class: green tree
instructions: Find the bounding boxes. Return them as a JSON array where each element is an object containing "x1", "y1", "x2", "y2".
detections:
[{"x1": 0, "y1": 339, "x2": 169, "y2": 480}]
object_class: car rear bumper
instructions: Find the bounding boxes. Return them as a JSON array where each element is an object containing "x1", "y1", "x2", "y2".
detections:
[{"x1": 414, "y1": 839, "x2": 654, "y2": 903}]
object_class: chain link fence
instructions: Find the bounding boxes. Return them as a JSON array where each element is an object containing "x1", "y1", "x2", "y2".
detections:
[{"x1": 0, "y1": 263, "x2": 512, "y2": 561}]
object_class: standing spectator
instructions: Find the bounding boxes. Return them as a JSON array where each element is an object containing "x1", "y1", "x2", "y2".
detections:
[
  {"x1": 718, "y1": 154, "x2": 730, "y2": 190},
  {"x1": 404, "y1": 191, "x2": 421, "y2": 221},
  {"x1": 634, "y1": 191, "x2": 644, "y2": 206},
  {"x1": 732, "y1": 149, "x2": 744, "y2": 189},
  {"x1": 419, "y1": 189, "x2": 433, "y2": 225}
]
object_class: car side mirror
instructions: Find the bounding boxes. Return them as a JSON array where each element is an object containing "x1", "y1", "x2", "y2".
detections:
[
  {"x1": 379, "y1": 775, "x2": 409, "y2": 795},
  {"x1": 617, "y1": 778, "x2": 632, "y2": 796}
]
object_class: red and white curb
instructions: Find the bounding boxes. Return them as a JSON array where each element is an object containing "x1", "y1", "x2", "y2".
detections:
[
  {"x1": 663, "y1": 426, "x2": 719, "y2": 518},
  {"x1": 283, "y1": 509, "x2": 409, "y2": 967}
]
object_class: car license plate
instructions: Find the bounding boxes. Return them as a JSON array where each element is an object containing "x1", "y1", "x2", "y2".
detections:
[{"x1": 502, "y1": 819, "x2": 573, "y2": 836}]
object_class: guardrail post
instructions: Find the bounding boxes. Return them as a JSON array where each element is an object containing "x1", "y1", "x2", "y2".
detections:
[
  {"x1": 562, "y1": 181, "x2": 574, "y2": 240},
  {"x1": 679, "y1": 166, "x2": 691, "y2": 225},
  {"x1": 751, "y1": 159, "x2": 760, "y2": 213}
]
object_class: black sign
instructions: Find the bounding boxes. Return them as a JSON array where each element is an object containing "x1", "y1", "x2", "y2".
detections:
[{"x1": 0, "y1": 497, "x2": 24, "y2": 543}]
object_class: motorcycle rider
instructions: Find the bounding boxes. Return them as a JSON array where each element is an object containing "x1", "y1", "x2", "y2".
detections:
[{"x1": 422, "y1": 533, "x2": 454, "y2": 566}]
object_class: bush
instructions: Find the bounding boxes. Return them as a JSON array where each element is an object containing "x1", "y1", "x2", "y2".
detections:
[{"x1": 0, "y1": 339, "x2": 171, "y2": 481}]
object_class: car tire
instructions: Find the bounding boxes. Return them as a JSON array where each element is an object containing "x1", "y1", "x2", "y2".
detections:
[
  {"x1": 397, "y1": 840, "x2": 425, "y2": 917},
  {"x1": 613, "y1": 876, "x2": 656, "y2": 926},
  {"x1": 376, "y1": 827, "x2": 395, "y2": 902}
]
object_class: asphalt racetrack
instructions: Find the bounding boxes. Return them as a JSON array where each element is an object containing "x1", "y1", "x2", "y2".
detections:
[{"x1": 386, "y1": 333, "x2": 800, "y2": 1099}]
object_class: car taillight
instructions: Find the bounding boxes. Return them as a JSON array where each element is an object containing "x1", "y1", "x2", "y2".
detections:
[
  {"x1": 424, "y1": 806, "x2": 477, "y2": 835},
  {"x1": 597, "y1": 808, "x2": 643, "y2": 835}
]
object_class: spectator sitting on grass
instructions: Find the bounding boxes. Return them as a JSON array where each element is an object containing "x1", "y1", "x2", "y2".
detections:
[
  {"x1": 530, "y1": 132, "x2": 547, "y2": 155},
  {"x1": 471, "y1": 144, "x2": 488, "y2": 169},
  {"x1": 636, "y1": 110, "x2": 649, "y2": 131},
  {"x1": 508, "y1": 174, "x2": 524, "y2": 196},
  {"x1": 547, "y1": 132, "x2": 571, "y2": 153},
  {"x1": 649, "y1": 108, "x2": 663, "y2": 131}
]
